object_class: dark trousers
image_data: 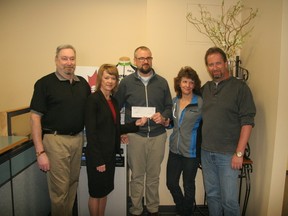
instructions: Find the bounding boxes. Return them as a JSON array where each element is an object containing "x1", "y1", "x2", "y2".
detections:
[{"x1": 166, "y1": 151, "x2": 200, "y2": 216}]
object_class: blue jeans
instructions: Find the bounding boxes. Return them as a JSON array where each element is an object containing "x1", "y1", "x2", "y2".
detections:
[
  {"x1": 166, "y1": 151, "x2": 200, "y2": 216},
  {"x1": 201, "y1": 149, "x2": 240, "y2": 216}
]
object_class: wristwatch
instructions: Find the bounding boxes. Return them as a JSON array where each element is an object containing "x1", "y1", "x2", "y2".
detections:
[{"x1": 235, "y1": 151, "x2": 243, "y2": 158}]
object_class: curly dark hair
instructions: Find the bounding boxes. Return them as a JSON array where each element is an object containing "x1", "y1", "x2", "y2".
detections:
[{"x1": 174, "y1": 66, "x2": 201, "y2": 97}]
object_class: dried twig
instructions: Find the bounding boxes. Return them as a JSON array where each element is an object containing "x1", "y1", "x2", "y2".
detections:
[{"x1": 186, "y1": 0, "x2": 258, "y2": 59}]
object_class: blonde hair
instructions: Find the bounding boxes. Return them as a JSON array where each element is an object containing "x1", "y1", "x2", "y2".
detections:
[{"x1": 96, "y1": 64, "x2": 119, "y2": 94}]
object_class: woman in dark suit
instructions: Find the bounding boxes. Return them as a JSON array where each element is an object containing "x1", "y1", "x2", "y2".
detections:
[{"x1": 85, "y1": 64, "x2": 147, "y2": 216}]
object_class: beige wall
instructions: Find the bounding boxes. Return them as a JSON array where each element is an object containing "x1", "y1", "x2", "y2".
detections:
[
  {"x1": 241, "y1": 0, "x2": 288, "y2": 215},
  {"x1": 1, "y1": 0, "x2": 287, "y2": 215},
  {"x1": 0, "y1": 0, "x2": 147, "y2": 111}
]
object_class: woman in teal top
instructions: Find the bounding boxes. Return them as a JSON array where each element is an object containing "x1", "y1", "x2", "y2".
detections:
[{"x1": 166, "y1": 66, "x2": 202, "y2": 216}]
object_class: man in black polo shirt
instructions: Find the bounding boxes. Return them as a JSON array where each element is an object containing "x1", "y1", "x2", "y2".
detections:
[{"x1": 30, "y1": 44, "x2": 91, "y2": 216}]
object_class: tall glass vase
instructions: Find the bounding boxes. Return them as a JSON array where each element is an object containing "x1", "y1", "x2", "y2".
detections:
[{"x1": 227, "y1": 58, "x2": 235, "y2": 77}]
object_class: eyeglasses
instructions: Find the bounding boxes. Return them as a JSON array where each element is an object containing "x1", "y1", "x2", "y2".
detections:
[{"x1": 136, "y1": 57, "x2": 153, "y2": 62}]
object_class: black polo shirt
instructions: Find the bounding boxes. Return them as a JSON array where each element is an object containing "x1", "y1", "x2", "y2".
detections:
[{"x1": 30, "y1": 72, "x2": 91, "y2": 133}]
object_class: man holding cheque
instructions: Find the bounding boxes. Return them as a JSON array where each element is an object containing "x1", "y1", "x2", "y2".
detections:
[{"x1": 114, "y1": 46, "x2": 172, "y2": 216}]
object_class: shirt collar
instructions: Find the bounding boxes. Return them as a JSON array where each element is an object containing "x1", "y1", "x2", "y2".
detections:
[{"x1": 55, "y1": 71, "x2": 80, "y2": 82}]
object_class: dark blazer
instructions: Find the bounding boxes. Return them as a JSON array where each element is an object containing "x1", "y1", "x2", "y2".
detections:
[{"x1": 85, "y1": 90, "x2": 138, "y2": 167}]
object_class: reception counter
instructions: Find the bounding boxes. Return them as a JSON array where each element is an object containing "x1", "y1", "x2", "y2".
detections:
[
  {"x1": 0, "y1": 136, "x2": 50, "y2": 216},
  {"x1": 0, "y1": 136, "x2": 29, "y2": 154}
]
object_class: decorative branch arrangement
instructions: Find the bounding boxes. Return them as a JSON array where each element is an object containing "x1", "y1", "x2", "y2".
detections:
[{"x1": 186, "y1": 0, "x2": 258, "y2": 59}]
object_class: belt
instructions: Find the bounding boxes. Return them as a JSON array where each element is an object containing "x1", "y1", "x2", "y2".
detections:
[{"x1": 42, "y1": 129, "x2": 80, "y2": 136}]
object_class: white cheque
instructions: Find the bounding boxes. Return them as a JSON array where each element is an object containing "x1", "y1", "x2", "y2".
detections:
[{"x1": 131, "y1": 106, "x2": 156, "y2": 118}]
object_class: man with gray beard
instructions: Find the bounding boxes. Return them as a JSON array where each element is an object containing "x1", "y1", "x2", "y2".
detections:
[{"x1": 30, "y1": 44, "x2": 91, "y2": 216}]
